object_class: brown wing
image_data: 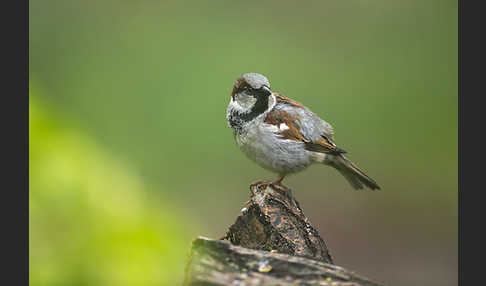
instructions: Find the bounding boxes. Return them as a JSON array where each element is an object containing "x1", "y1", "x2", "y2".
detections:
[
  {"x1": 264, "y1": 108, "x2": 346, "y2": 155},
  {"x1": 274, "y1": 93, "x2": 335, "y2": 140},
  {"x1": 274, "y1": 93, "x2": 304, "y2": 108},
  {"x1": 264, "y1": 109, "x2": 309, "y2": 142},
  {"x1": 304, "y1": 136, "x2": 347, "y2": 155}
]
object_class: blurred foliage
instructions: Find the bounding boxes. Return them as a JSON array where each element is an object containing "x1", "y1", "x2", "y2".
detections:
[
  {"x1": 29, "y1": 86, "x2": 196, "y2": 286},
  {"x1": 30, "y1": 0, "x2": 457, "y2": 285}
]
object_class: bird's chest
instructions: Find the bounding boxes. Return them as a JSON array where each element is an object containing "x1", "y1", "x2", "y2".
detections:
[
  {"x1": 234, "y1": 120, "x2": 311, "y2": 174},
  {"x1": 234, "y1": 120, "x2": 267, "y2": 157}
]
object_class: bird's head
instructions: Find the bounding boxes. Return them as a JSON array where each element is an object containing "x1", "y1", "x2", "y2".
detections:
[{"x1": 230, "y1": 73, "x2": 273, "y2": 112}]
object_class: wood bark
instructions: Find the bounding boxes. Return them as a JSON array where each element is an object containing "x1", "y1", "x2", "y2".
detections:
[
  {"x1": 224, "y1": 183, "x2": 333, "y2": 264},
  {"x1": 184, "y1": 183, "x2": 385, "y2": 286}
]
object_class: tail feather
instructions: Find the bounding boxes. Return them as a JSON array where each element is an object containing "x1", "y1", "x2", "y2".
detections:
[{"x1": 328, "y1": 155, "x2": 381, "y2": 190}]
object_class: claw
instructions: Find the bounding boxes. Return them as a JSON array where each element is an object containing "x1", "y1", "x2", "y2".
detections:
[
  {"x1": 250, "y1": 175, "x2": 288, "y2": 192},
  {"x1": 250, "y1": 180, "x2": 271, "y2": 190}
]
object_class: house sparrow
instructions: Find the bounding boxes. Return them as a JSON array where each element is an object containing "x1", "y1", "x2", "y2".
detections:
[{"x1": 226, "y1": 73, "x2": 380, "y2": 190}]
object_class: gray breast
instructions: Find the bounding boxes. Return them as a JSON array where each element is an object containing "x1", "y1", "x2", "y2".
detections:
[{"x1": 234, "y1": 113, "x2": 314, "y2": 175}]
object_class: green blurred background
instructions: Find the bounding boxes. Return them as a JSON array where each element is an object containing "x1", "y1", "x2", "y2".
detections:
[{"x1": 29, "y1": 0, "x2": 457, "y2": 285}]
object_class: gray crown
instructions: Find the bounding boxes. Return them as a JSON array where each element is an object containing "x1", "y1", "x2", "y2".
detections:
[{"x1": 242, "y1": 73, "x2": 270, "y2": 89}]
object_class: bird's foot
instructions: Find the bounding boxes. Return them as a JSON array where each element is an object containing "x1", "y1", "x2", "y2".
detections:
[
  {"x1": 270, "y1": 183, "x2": 288, "y2": 192},
  {"x1": 250, "y1": 176, "x2": 287, "y2": 191},
  {"x1": 250, "y1": 179, "x2": 272, "y2": 190},
  {"x1": 270, "y1": 175, "x2": 286, "y2": 187}
]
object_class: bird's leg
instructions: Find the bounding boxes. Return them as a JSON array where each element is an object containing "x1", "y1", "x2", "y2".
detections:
[
  {"x1": 250, "y1": 175, "x2": 286, "y2": 190},
  {"x1": 269, "y1": 174, "x2": 287, "y2": 191},
  {"x1": 270, "y1": 174, "x2": 286, "y2": 186},
  {"x1": 250, "y1": 179, "x2": 272, "y2": 189}
]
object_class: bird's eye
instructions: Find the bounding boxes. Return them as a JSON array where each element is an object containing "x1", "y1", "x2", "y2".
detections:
[{"x1": 240, "y1": 85, "x2": 251, "y2": 92}]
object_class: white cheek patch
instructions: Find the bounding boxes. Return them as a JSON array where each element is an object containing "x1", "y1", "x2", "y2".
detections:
[
  {"x1": 279, "y1": 123, "x2": 289, "y2": 131},
  {"x1": 228, "y1": 97, "x2": 247, "y2": 113},
  {"x1": 231, "y1": 93, "x2": 259, "y2": 112}
]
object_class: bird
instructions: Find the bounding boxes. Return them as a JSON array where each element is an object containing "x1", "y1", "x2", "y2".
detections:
[{"x1": 226, "y1": 72, "x2": 380, "y2": 190}]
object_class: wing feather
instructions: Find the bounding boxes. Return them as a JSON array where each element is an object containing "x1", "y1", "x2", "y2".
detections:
[{"x1": 265, "y1": 94, "x2": 344, "y2": 155}]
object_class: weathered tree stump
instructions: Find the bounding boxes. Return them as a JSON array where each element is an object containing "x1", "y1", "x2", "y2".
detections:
[
  {"x1": 184, "y1": 184, "x2": 384, "y2": 286},
  {"x1": 223, "y1": 183, "x2": 333, "y2": 264}
]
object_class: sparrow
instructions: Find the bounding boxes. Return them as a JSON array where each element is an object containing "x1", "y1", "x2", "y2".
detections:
[{"x1": 226, "y1": 73, "x2": 380, "y2": 190}]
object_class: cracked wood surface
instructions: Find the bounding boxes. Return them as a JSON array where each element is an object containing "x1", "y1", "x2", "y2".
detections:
[
  {"x1": 224, "y1": 184, "x2": 333, "y2": 264},
  {"x1": 184, "y1": 237, "x2": 384, "y2": 286},
  {"x1": 184, "y1": 184, "x2": 385, "y2": 286}
]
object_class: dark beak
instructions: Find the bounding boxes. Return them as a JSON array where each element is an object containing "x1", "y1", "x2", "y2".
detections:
[{"x1": 261, "y1": 85, "x2": 272, "y2": 96}]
